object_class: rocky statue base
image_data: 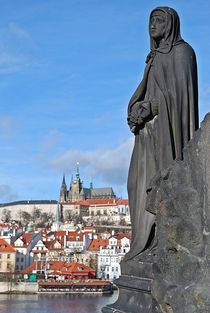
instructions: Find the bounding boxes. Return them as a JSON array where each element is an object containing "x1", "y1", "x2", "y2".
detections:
[{"x1": 102, "y1": 113, "x2": 210, "y2": 313}]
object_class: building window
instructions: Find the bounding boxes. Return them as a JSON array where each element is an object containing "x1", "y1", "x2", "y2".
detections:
[
  {"x1": 0, "y1": 254, "x2": 2, "y2": 259},
  {"x1": 21, "y1": 257, "x2": 24, "y2": 262},
  {"x1": 112, "y1": 267, "x2": 114, "y2": 272},
  {"x1": 7, "y1": 254, "x2": 10, "y2": 259},
  {"x1": 17, "y1": 257, "x2": 19, "y2": 262}
]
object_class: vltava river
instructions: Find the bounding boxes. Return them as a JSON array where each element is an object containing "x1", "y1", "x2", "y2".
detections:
[{"x1": 0, "y1": 292, "x2": 118, "y2": 313}]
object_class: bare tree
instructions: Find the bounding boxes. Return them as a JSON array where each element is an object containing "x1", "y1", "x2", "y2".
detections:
[
  {"x1": 36, "y1": 212, "x2": 54, "y2": 228},
  {"x1": 89, "y1": 254, "x2": 98, "y2": 271},
  {"x1": 21, "y1": 211, "x2": 32, "y2": 225},
  {"x1": 1, "y1": 208, "x2": 11, "y2": 223},
  {"x1": 31, "y1": 207, "x2": 42, "y2": 222},
  {"x1": 64, "y1": 209, "x2": 72, "y2": 221},
  {"x1": 119, "y1": 217, "x2": 127, "y2": 226}
]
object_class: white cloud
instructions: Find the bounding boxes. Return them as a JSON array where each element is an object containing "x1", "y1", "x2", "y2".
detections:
[
  {"x1": 0, "y1": 115, "x2": 16, "y2": 139},
  {"x1": 41, "y1": 129, "x2": 64, "y2": 152},
  {"x1": 0, "y1": 51, "x2": 33, "y2": 74},
  {"x1": 50, "y1": 138, "x2": 133, "y2": 186},
  {"x1": 0, "y1": 22, "x2": 36, "y2": 74},
  {"x1": 0, "y1": 184, "x2": 18, "y2": 203},
  {"x1": 8, "y1": 22, "x2": 32, "y2": 42},
  {"x1": 35, "y1": 129, "x2": 64, "y2": 162}
]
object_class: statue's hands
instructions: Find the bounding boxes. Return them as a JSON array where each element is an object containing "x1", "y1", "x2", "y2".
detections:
[
  {"x1": 127, "y1": 100, "x2": 159, "y2": 133},
  {"x1": 139, "y1": 101, "x2": 152, "y2": 122},
  {"x1": 127, "y1": 101, "x2": 144, "y2": 133}
]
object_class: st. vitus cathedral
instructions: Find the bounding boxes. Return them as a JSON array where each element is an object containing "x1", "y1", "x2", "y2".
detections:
[{"x1": 59, "y1": 166, "x2": 116, "y2": 203}]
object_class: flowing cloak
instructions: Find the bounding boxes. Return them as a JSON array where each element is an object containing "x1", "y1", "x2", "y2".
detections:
[{"x1": 126, "y1": 7, "x2": 199, "y2": 260}]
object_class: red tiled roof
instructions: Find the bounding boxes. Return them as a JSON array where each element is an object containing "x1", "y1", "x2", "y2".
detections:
[
  {"x1": 22, "y1": 233, "x2": 33, "y2": 244},
  {"x1": 0, "y1": 238, "x2": 16, "y2": 253},
  {"x1": 87, "y1": 238, "x2": 108, "y2": 251},
  {"x1": 61, "y1": 198, "x2": 128, "y2": 206},
  {"x1": 116, "y1": 199, "x2": 128, "y2": 205},
  {"x1": 113, "y1": 232, "x2": 131, "y2": 240},
  {"x1": 83, "y1": 226, "x2": 95, "y2": 231},
  {"x1": 68, "y1": 234, "x2": 83, "y2": 241},
  {"x1": 31, "y1": 250, "x2": 48, "y2": 253},
  {"x1": 44, "y1": 240, "x2": 63, "y2": 250},
  {"x1": 21, "y1": 261, "x2": 95, "y2": 276},
  {"x1": 55, "y1": 231, "x2": 79, "y2": 237},
  {"x1": 14, "y1": 233, "x2": 33, "y2": 247},
  {"x1": 62, "y1": 198, "x2": 118, "y2": 206},
  {"x1": 55, "y1": 231, "x2": 67, "y2": 237},
  {"x1": 0, "y1": 223, "x2": 18, "y2": 229},
  {"x1": 86, "y1": 199, "x2": 117, "y2": 206},
  {"x1": 55, "y1": 231, "x2": 84, "y2": 242}
]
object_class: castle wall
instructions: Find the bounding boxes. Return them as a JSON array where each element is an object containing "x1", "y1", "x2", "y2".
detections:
[{"x1": 0, "y1": 202, "x2": 57, "y2": 221}]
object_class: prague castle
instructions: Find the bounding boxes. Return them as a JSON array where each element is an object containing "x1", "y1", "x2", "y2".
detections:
[
  {"x1": 0, "y1": 166, "x2": 130, "y2": 224},
  {"x1": 60, "y1": 166, "x2": 116, "y2": 203}
]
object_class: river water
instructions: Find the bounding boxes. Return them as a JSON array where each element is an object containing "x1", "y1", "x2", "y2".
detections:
[{"x1": 0, "y1": 291, "x2": 118, "y2": 313}]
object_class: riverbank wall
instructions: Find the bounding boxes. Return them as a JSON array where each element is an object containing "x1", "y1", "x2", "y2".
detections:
[{"x1": 0, "y1": 281, "x2": 38, "y2": 294}]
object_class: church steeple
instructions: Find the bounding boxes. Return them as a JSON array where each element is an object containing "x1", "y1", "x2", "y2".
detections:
[
  {"x1": 52, "y1": 201, "x2": 62, "y2": 231},
  {"x1": 67, "y1": 163, "x2": 85, "y2": 202},
  {"x1": 75, "y1": 162, "x2": 80, "y2": 182},
  {"x1": 60, "y1": 174, "x2": 67, "y2": 202},
  {"x1": 90, "y1": 178, "x2": 93, "y2": 190},
  {"x1": 62, "y1": 174, "x2": 66, "y2": 185}
]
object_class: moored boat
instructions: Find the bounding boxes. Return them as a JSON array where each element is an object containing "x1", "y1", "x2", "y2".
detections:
[{"x1": 38, "y1": 279, "x2": 113, "y2": 294}]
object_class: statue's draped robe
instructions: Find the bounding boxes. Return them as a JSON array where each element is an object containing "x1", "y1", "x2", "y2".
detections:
[{"x1": 126, "y1": 7, "x2": 198, "y2": 260}]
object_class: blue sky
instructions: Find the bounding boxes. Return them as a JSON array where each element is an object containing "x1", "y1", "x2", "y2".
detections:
[{"x1": 0, "y1": 0, "x2": 210, "y2": 202}]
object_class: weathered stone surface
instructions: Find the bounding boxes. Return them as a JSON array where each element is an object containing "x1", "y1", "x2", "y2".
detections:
[
  {"x1": 102, "y1": 114, "x2": 210, "y2": 313},
  {"x1": 147, "y1": 113, "x2": 210, "y2": 313},
  {"x1": 102, "y1": 275, "x2": 155, "y2": 313}
]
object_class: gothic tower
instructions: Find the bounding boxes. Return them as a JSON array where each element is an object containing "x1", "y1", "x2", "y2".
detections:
[
  {"x1": 60, "y1": 175, "x2": 67, "y2": 202},
  {"x1": 67, "y1": 164, "x2": 85, "y2": 202}
]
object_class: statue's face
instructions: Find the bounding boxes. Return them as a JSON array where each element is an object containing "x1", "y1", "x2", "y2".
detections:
[{"x1": 150, "y1": 12, "x2": 166, "y2": 41}]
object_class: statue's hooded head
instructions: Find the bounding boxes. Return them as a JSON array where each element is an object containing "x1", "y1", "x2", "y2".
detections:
[{"x1": 149, "y1": 7, "x2": 183, "y2": 53}]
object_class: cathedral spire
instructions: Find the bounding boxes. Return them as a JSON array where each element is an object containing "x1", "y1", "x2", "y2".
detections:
[
  {"x1": 75, "y1": 162, "x2": 80, "y2": 182},
  {"x1": 62, "y1": 174, "x2": 66, "y2": 185},
  {"x1": 90, "y1": 178, "x2": 93, "y2": 190},
  {"x1": 52, "y1": 201, "x2": 62, "y2": 231},
  {"x1": 60, "y1": 173, "x2": 67, "y2": 202}
]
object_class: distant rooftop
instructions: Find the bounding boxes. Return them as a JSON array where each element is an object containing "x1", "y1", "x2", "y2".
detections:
[
  {"x1": 90, "y1": 187, "x2": 115, "y2": 198},
  {"x1": 0, "y1": 200, "x2": 58, "y2": 207}
]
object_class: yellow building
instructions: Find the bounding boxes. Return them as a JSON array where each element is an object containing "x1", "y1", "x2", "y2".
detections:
[{"x1": 0, "y1": 238, "x2": 16, "y2": 272}]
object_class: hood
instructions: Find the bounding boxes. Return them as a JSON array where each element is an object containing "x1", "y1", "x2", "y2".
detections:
[{"x1": 149, "y1": 7, "x2": 184, "y2": 53}]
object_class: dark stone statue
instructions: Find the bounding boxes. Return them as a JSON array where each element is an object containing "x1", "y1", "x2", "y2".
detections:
[
  {"x1": 126, "y1": 6, "x2": 199, "y2": 260},
  {"x1": 102, "y1": 7, "x2": 207, "y2": 313}
]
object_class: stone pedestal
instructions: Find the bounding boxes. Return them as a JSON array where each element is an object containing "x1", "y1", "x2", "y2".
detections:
[
  {"x1": 102, "y1": 114, "x2": 210, "y2": 313},
  {"x1": 102, "y1": 258, "x2": 158, "y2": 313},
  {"x1": 102, "y1": 275, "x2": 154, "y2": 313}
]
